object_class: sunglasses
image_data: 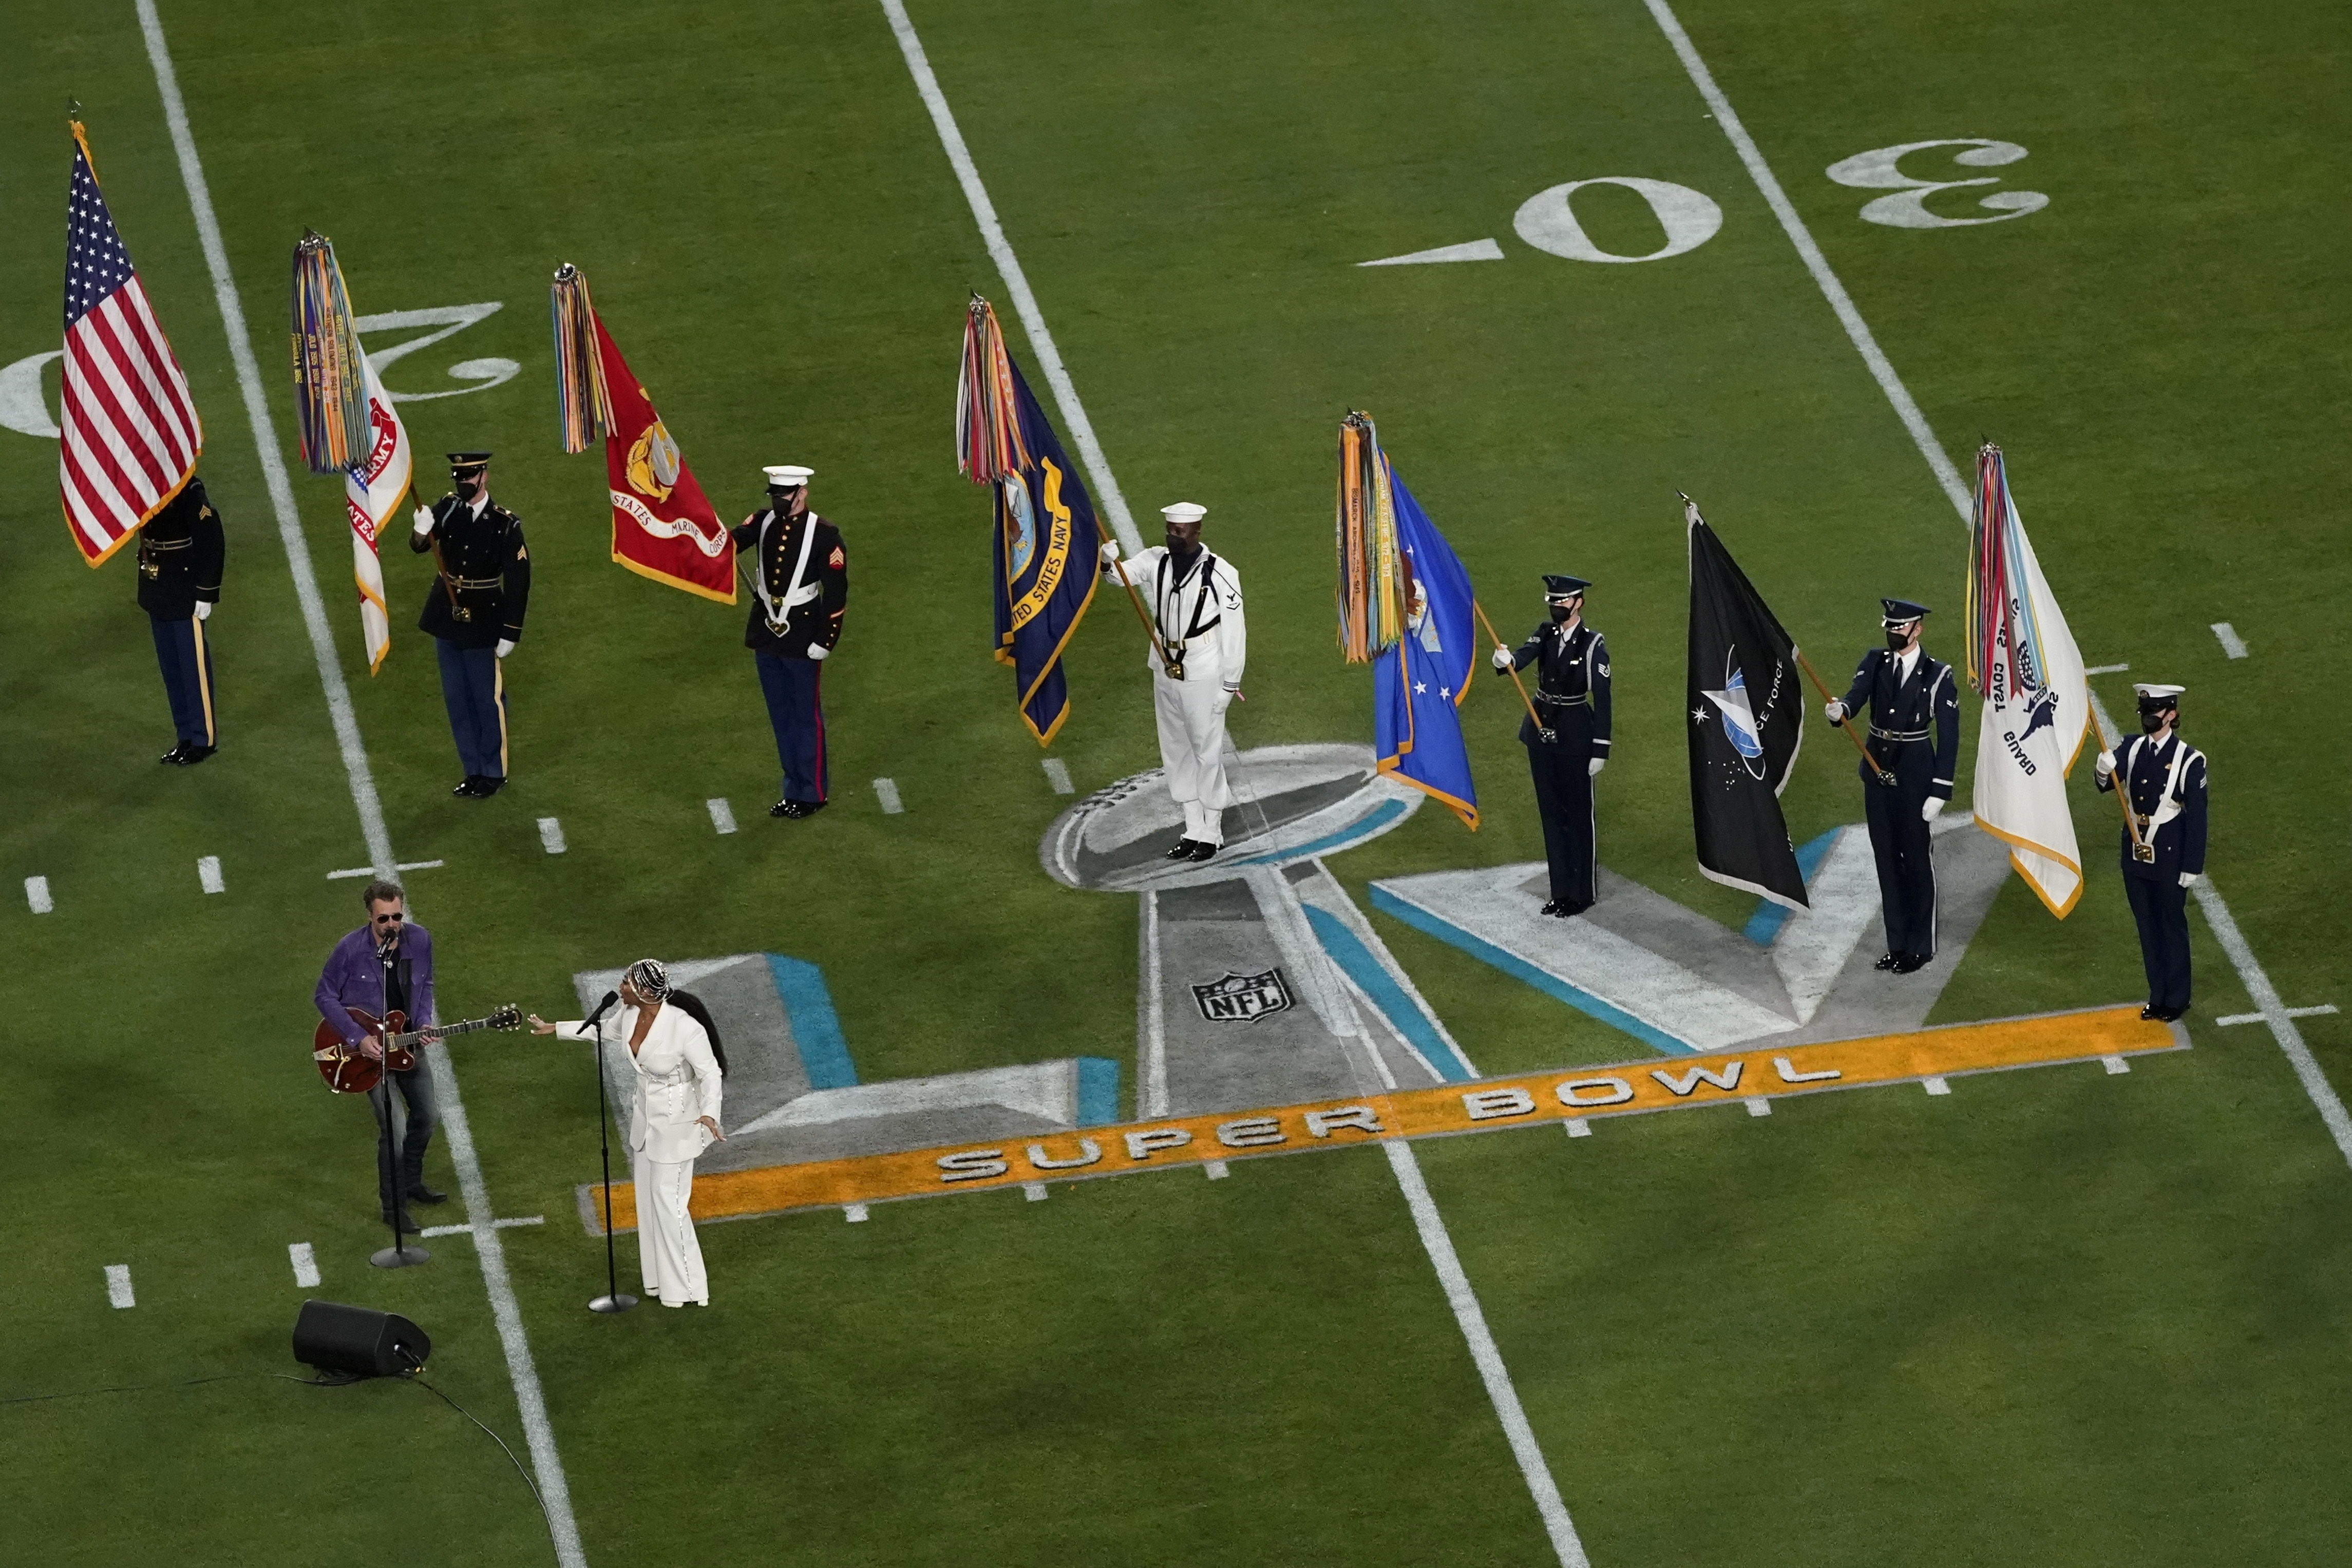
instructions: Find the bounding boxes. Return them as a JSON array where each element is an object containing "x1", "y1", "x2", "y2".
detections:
[{"x1": 371, "y1": 912, "x2": 406, "y2": 925}]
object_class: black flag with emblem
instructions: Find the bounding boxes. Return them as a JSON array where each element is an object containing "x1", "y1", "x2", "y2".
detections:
[{"x1": 1685, "y1": 498, "x2": 1808, "y2": 909}]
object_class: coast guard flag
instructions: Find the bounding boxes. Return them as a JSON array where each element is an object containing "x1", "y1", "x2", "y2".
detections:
[
  {"x1": 60, "y1": 119, "x2": 202, "y2": 566},
  {"x1": 343, "y1": 356, "x2": 411, "y2": 673},
  {"x1": 1964, "y1": 445, "x2": 2090, "y2": 916},
  {"x1": 991, "y1": 357, "x2": 1099, "y2": 745},
  {"x1": 1686, "y1": 498, "x2": 1807, "y2": 908},
  {"x1": 1375, "y1": 460, "x2": 1478, "y2": 827}
]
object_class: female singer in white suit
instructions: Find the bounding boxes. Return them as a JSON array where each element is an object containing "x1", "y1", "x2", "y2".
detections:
[{"x1": 529, "y1": 959, "x2": 723, "y2": 1307}]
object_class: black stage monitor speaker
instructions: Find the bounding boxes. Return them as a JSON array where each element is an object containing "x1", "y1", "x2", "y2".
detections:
[{"x1": 292, "y1": 1299, "x2": 431, "y2": 1377}]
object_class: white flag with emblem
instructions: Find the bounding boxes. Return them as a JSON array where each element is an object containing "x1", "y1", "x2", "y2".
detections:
[
  {"x1": 1965, "y1": 445, "x2": 2090, "y2": 916},
  {"x1": 342, "y1": 355, "x2": 410, "y2": 674}
]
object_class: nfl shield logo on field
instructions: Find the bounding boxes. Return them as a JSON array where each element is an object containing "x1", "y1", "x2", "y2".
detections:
[{"x1": 1192, "y1": 969, "x2": 1294, "y2": 1024}]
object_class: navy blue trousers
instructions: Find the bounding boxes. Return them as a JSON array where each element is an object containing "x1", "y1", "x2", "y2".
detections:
[
  {"x1": 754, "y1": 651, "x2": 828, "y2": 803},
  {"x1": 1525, "y1": 740, "x2": 1597, "y2": 909},
  {"x1": 149, "y1": 614, "x2": 217, "y2": 747},
  {"x1": 434, "y1": 639, "x2": 507, "y2": 779},
  {"x1": 2123, "y1": 873, "x2": 2192, "y2": 1012},
  {"x1": 1863, "y1": 778, "x2": 1938, "y2": 958}
]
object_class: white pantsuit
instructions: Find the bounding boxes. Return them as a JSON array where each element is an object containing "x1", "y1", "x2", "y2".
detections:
[
  {"x1": 559, "y1": 1005, "x2": 723, "y2": 1307},
  {"x1": 1114, "y1": 546, "x2": 1247, "y2": 846}
]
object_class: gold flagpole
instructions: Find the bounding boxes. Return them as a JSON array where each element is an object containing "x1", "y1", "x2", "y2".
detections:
[
  {"x1": 1794, "y1": 649, "x2": 1896, "y2": 787},
  {"x1": 1471, "y1": 601, "x2": 1545, "y2": 735}
]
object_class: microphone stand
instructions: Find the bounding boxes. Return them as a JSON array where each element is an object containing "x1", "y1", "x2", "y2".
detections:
[
  {"x1": 579, "y1": 991, "x2": 636, "y2": 1314},
  {"x1": 371, "y1": 935, "x2": 429, "y2": 1269}
]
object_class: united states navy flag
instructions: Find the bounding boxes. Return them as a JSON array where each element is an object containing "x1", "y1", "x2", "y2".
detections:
[
  {"x1": 1376, "y1": 462, "x2": 1478, "y2": 827},
  {"x1": 991, "y1": 359, "x2": 1099, "y2": 745},
  {"x1": 1686, "y1": 498, "x2": 1807, "y2": 907}
]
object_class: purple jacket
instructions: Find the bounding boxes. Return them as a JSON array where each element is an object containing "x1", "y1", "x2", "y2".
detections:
[{"x1": 315, "y1": 923, "x2": 436, "y2": 1047}]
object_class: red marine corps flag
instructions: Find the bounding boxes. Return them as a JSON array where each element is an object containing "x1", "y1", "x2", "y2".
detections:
[
  {"x1": 548, "y1": 265, "x2": 733, "y2": 602},
  {"x1": 60, "y1": 116, "x2": 203, "y2": 566}
]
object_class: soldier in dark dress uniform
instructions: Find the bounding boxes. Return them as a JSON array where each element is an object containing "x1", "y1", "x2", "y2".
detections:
[
  {"x1": 2094, "y1": 683, "x2": 2207, "y2": 1021},
  {"x1": 408, "y1": 452, "x2": 530, "y2": 797},
  {"x1": 1825, "y1": 597, "x2": 1961, "y2": 973},
  {"x1": 730, "y1": 465, "x2": 847, "y2": 818},
  {"x1": 138, "y1": 475, "x2": 225, "y2": 764},
  {"x1": 1492, "y1": 574, "x2": 1612, "y2": 916}
]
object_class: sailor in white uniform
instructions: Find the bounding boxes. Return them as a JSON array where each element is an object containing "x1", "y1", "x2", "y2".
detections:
[{"x1": 1100, "y1": 501, "x2": 1247, "y2": 863}]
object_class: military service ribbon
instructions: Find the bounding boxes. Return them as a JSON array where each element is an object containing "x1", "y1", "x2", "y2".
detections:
[{"x1": 289, "y1": 234, "x2": 370, "y2": 475}]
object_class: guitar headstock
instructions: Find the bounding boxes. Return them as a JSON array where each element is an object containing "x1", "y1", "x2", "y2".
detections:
[{"x1": 490, "y1": 1004, "x2": 523, "y2": 1031}]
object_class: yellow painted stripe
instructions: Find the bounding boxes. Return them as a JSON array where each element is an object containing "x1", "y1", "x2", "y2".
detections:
[{"x1": 585, "y1": 1005, "x2": 2179, "y2": 1233}]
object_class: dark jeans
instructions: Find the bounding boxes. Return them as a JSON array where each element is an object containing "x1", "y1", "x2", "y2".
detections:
[{"x1": 368, "y1": 1063, "x2": 440, "y2": 1214}]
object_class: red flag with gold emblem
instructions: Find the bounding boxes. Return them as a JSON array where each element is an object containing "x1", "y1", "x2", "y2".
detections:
[{"x1": 592, "y1": 317, "x2": 732, "y2": 602}]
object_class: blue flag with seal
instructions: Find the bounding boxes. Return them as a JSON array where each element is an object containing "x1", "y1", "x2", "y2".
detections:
[
  {"x1": 1375, "y1": 458, "x2": 1478, "y2": 827},
  {"x1": 960, "y1": 297, "x2": 1099, "y2": 746}
]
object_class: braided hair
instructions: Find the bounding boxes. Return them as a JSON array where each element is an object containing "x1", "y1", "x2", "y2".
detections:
[{"x1": 622, "y1": 958, "x2": 672, "y2": 1002}]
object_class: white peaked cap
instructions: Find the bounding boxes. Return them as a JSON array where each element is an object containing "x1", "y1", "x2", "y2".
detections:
[
  {"x1": 1160, "y1": 501, "x2": 1208, "y2": 524},
  {"x1": 2133, "y1": 682, "x2": 2186, "y2": 701},
  {"x1": 764, "y1": 465, "x2": 814, "y2": 486}
]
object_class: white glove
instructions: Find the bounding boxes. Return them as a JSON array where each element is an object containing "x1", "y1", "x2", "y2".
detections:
[
  {"x1": 411, "y1": 505, "x2": 434, "y2": 537},
  {"x1": 1587, "y1": 757, "x2": 1605, "y2": 778},
  {"x1": 1490, "y1": 647, "x2": 1513, "y2": 672},
  {"x1": 194, "y1": 601, "x2": 213, "y2": 622},
  {"x1": 2094, "y1": 750, "x2": 2116, "y2": 778},
  {"x1": 495, "y1": 638, "x2": 516, "y2": 659},
  {"x1": 1099, "y1": 540, "x2": 1122, "y2": 565},
  {"x1": 2179, "y1": 872, "x2": 2200, "y2": 888},
  {"x1": 807, "y1": 643, "x2": 830, "y2": 661},
  {"x1": 1922, "y1": 797, "x2": 1946, "y2": 822},
  {"x1": 1824, "y1": 700, "x2": 1847, "y2": 723}
]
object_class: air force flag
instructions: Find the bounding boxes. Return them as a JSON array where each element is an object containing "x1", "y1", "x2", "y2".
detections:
[
  {"x1": 1375, "y1": 461, "x2": 1478, "y2": 827},
  {"x1": 1686, "y1": 499, "x2": 1807, "y2": 908},
  {"x1": 992, "y1": 358, "x2": 1100, "y2": 745}
]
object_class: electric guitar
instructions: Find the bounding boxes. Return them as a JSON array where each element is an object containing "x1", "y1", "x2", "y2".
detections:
[{"x1": 312, "y1": 1003, "x2": 522, "y2": 1094}]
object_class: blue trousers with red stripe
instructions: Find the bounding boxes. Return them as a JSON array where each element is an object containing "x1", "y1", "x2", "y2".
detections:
[
  {"x1": 754, "y1": 650, "x2": 827, "y2": 804},
  {"x1": 150, "y1": 613, "x2": 217, "y2": 747},
  {"x1": 434, "y1": 638, "x2": 507, "y2": 780}
]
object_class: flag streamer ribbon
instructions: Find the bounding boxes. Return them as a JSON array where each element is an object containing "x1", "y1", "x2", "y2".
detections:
[
  {"x1": 1335, "y1": 412, "x2": 1402, "y2": 662},
  {"x1": 549, "y1": 263, "x2": 615, "y2": 454},
  {"x1": 1964, "y1": 442, "x2": 2052, "y2": 697},
  {"x1": 957, "y1": 295, "x2": 1029, "y2": 484},
  {"x1": 289, "y1": 233, "x2": 370, "y2": 475}
]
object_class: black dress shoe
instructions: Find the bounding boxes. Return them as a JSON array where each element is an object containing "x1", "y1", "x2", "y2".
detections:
[
  {"x1": 1890, "y1": 953, "x2": 1929, "y2": 974},
  {"x1": 2155, "y1": 1005, "x2": 2187, "y2": 1023},
  {"x1": 1186, "y1": 841, "x2": 1218, "y2": 863},
  {"x1": 1540, "y1": 898, "x2": 1567, "y2": 916},
  {"x1": 453, "y1": 776, "x2": 483, "y2": 797},
  {"x1": 180, "y1": 744, "x2": 216, "y2": 766},
  {"x1": 1556, "y1": 901, "x2": 1590, "y2": 918},
  {"x1": 2140, "y1": 1005, "x2": 2159, "y2": 1021},
  {"x1": 159, "y1": 741, "x2": 190, "y2": 764},
  {"x1": 473, "y1": 776, "x2": 505, "y2": 797},
  {"x1": 406, "y1": 1185, "x2": 448, "y2": 1206},
  {"x1": 1874, "y1": 952, "x2": 1899, "y2": 971},
  {"x1": 1164, "y1": 838, "x2": 1198, "y2": 861},
  {"x1": 771, "y1": 798, "x2": 822, "y2": 819}
]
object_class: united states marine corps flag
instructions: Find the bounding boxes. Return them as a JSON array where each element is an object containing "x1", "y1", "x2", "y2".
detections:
[
  {"x1": 1964, "y1": 443, "x2": 2090, "y2": 915},
  {"x1": 956, "y1": 297, "x2": 1098, "y2": 745},
  {"x1": 548, "y1": 265, "x2": 733, "y2": 602},
  {"x1": 1685, "y1": 496, "x2": 1808, "y2": 908}
]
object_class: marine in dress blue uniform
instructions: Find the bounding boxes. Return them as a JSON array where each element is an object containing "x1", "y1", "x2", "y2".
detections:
[
  {"x1": 138, "y1": 475, "x2": 224, "y2": 764},
  {"x1": 1493, "y1": 575, "x2": 1611, "y2": 916},
  {"x1": 1826, "y1": 598, "x2": 1960, "y2": 973},
  {"x1": 730, "y1": 465, "x2": 847, "y2": 818},
  {"x1": 2093, "y1": 683, "x2": 2207, "y2": 1021},
  {"x1": 408, "y1": 452, "x2": 530, "y2": 797}
]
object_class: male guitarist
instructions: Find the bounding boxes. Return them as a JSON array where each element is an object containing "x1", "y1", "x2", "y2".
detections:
[{"x1": 314, "y1": 880, "x2": 444, "y2": 1227}]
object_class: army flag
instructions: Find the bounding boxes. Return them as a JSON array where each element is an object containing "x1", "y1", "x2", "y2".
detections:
[
  {"x1": 1374, "y1": 460, "x2": 1479, "y2": 827},
  {"x1": 343, "y1": 356, "x2": 410, "y2": 673},
  {"x1": 1964, "y1": 444, "x2": 2090, "y2": 916},
  {"x1": 958, "y1": 298, "x2": 1098, "y2": 745},
  {"x1": 1686, "y1": 498, "x2": 1808, "y2": 908}
]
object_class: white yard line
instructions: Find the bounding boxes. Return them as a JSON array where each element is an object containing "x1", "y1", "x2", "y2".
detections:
[
  {"x1": 2218, "y1": 1004, "x2": 2337, "y2": 1026},
  {"x1": 1642, "y1": 0, "x2": 1969, "y2": 522},
  {"x1": 538, "y1": 817, "x2": 567, "y2": 854},
  {"x1": 105, "y1": 1264, "x2": 135, "y2": 1309},
  {"x1": 1042, "y1": 758, "x2": 1074, "y2": 795},
  {"x1": 887, "y1": 9, "x2": 1584, "y2": 1548},
  {"x1": 137, "y1": 8, "x2": 584, "y2": 1562},
  {"x1": 25, "y1": 876, "x2": 53, "y2": 914},
  {"x1": 197, "y1": 855, "x2": 224, "y2": 894},
  {"x1": 2210, "y1": 622, "x2": 2248, "y2": 659},
  {"x1": 873, "y1": 778, "x2": 905, "y2": 815},
  {"x1": 288, "y1": 1241, "x2": 320, "y2": 1288},
  {"x1": 877, "y1": 0, "x2": 1145, "y2": 556},
  {"x1": 2084, "y1": 687, "x2": 2352, "y2": 1171},
  {"x1": 327, "y1": 858, "x2": 443, "y2": 879},
  {"x1": 419, "y1": 1214, "x2": 546, "y2": 1239},
  {"x1": 707, "y1": 797, "x2": 737, "y2": 835}
]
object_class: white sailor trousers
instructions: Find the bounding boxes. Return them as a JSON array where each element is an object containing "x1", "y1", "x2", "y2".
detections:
[
  {"x1": 1153, "y1": 665, "x2": 1235, "y2": 844},
  {"x1": 633, "y1": 1149, "x2": 709, "y2": 1307}
]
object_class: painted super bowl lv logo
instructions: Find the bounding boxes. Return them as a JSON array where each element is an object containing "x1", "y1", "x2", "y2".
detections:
[{"x1": 1192, "y1": 968, "x2": 1295, "y2": 1024}]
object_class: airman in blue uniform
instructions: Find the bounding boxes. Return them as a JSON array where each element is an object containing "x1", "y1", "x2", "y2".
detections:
[
  {"x1": 1493, "y1": 575, "x2": 1611, "y2": 916},
  {"x1": 1825, "y1": 598, "x2": 1960, "y2": 973}
]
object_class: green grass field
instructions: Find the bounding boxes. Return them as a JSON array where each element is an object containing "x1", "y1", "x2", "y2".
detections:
[{"x1": 6, "y1": 0, "x2": 2351, "y2": 1562}]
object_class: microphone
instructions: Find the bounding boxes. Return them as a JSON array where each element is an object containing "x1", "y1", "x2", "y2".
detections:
[{"x1": 581, "y1": 989, "x2": 620, "y2": 1030}]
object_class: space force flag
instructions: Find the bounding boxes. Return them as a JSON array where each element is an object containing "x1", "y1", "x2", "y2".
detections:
[
  {"x1": 1686, "y1": 498, "x2": 1807, "y2": 908},
  {"x1": 547, "y1": 266, "x2": 733, "y2": 602},
  {"x1": 1964, "y1": 444, "x2": 2090, "y2": 916},
  {"x1": 1375, "y1": 460, "x2": 1479, "y2": 827},
  {"x1": 343, "y1": 356, "x2": 410, "y2": 673},
  {"x1": 958, "y1": 298, "x2": 1098, "y2": 746}
]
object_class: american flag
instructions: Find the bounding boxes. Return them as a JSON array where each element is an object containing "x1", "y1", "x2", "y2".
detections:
[{"x1": 61, "y1": 126, "x2": 202, "y2": 566}]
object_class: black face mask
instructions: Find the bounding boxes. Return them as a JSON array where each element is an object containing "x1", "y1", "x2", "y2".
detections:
[
  {"x1": 454, "y1": 475, "x2": 485, "y2": 501},
  {"x1": 769, "y1": 489, "x2": 801, "y2": 515},
  {"x1": 1166, "y1": 533, "x2": 1201, "y2": 561},
  {"x1": 2139, "y1": 707, "x2": 2173, "y2": 735},
  {"x1": 1549, "y1": 603, "x2": 1576, "y2": 623},
  {"x1": 1885, "y1": 627, "x2": 1913, "y2": 652}
]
